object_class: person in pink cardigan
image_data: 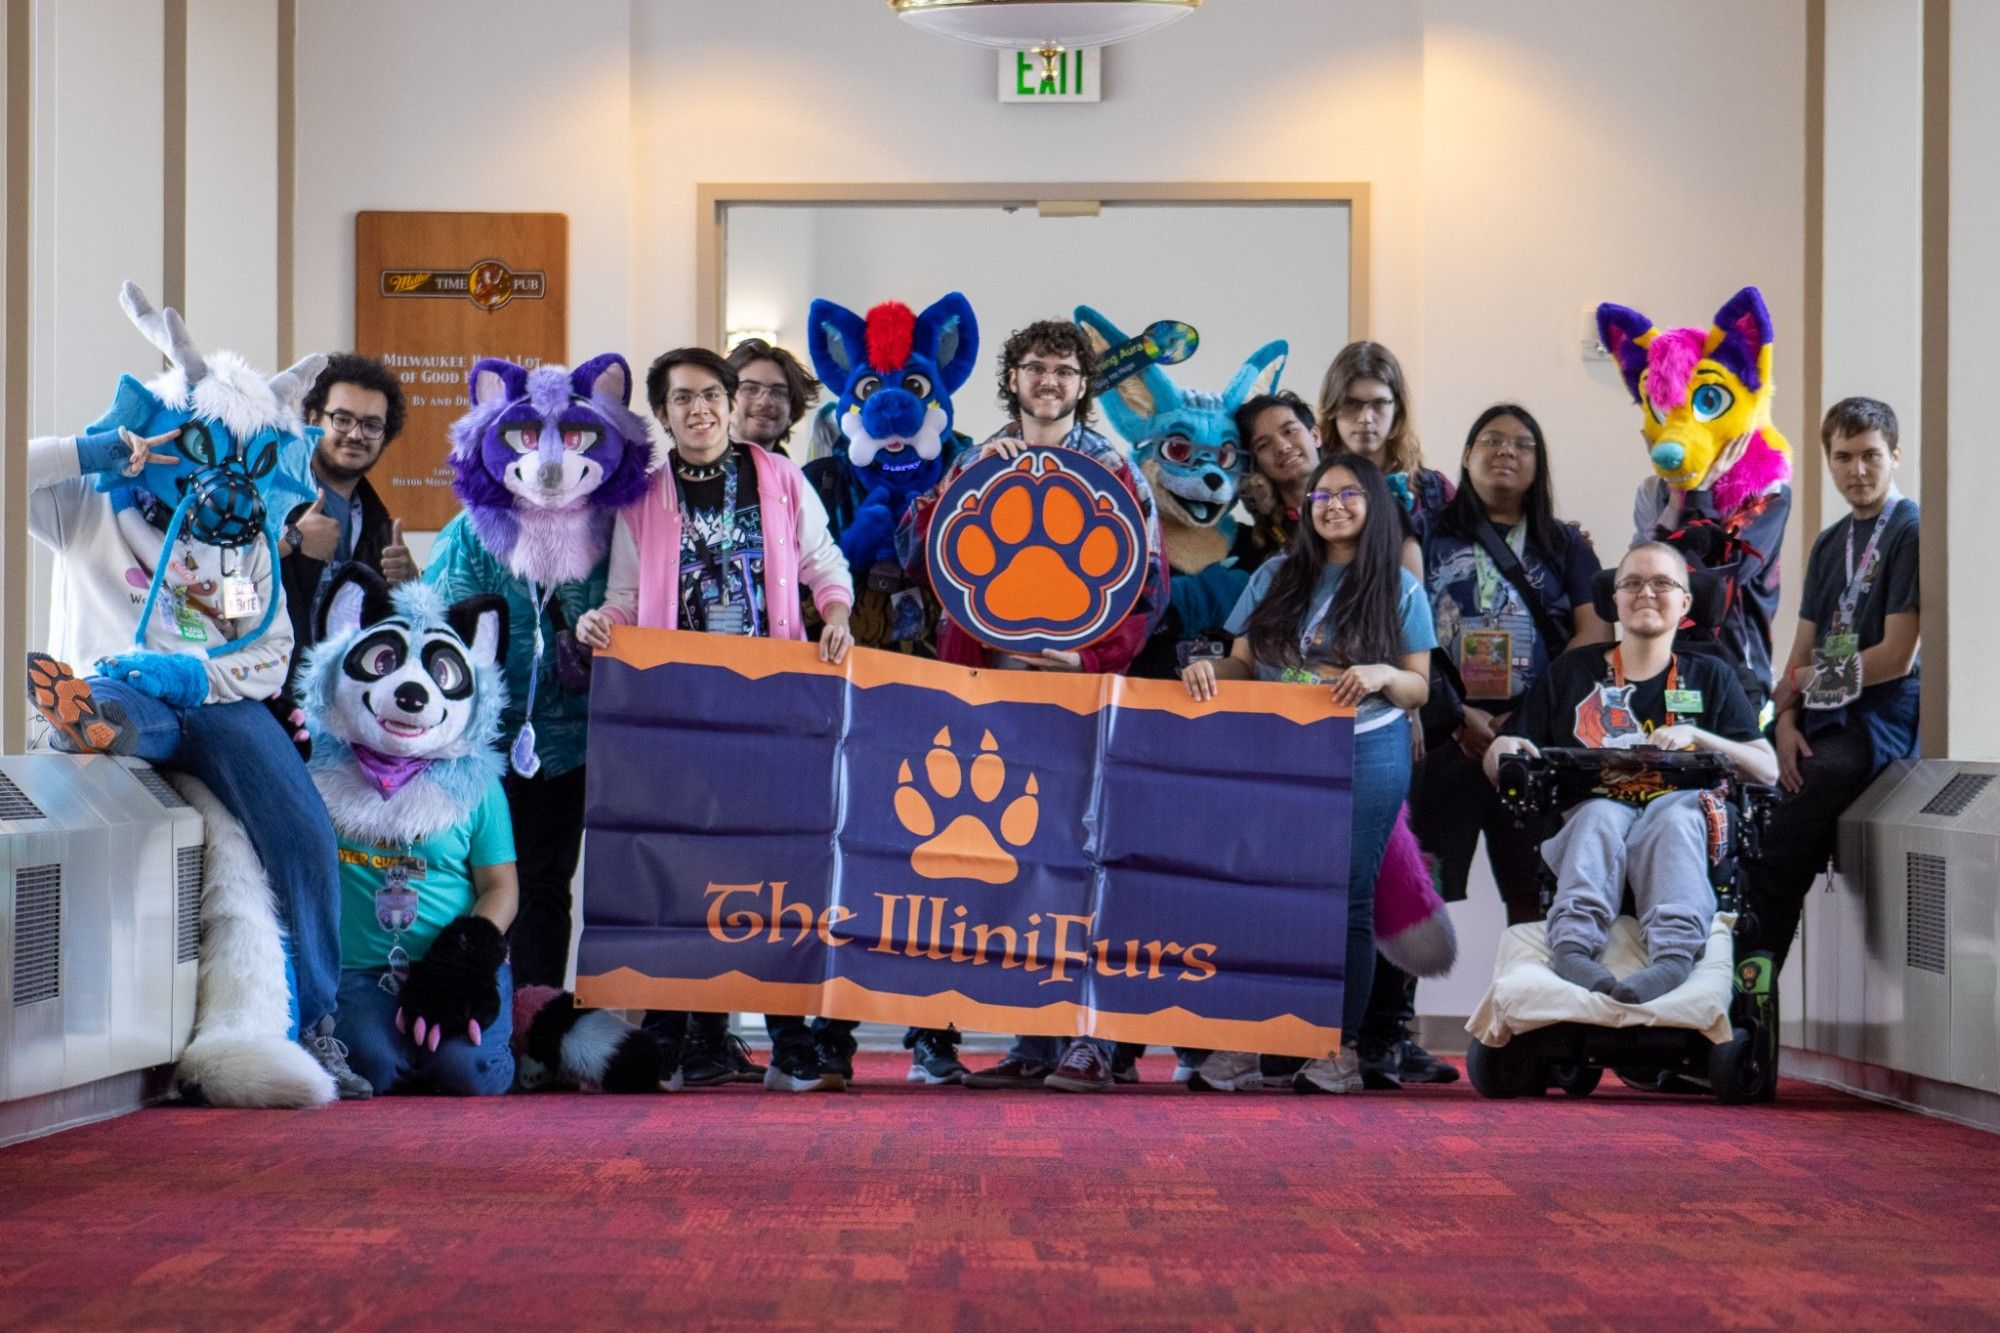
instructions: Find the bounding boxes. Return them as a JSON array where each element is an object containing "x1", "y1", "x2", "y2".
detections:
[{"x1": 575, "y1": 345, "x2": 854, "y2": 1096}]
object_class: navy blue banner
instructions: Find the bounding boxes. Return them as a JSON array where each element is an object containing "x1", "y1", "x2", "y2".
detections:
[{"x1": 578, "y1": 631, "x2": 1353, "y2": 1056}]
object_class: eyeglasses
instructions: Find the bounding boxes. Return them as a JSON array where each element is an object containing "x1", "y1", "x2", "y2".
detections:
[
  {"x1": 1308, "y1": 486, "x2": 1367, "y2": 510},
  {"x1": 738, "y1": 381, "x2": 791, "y2": 404},
  {"x1": 1613, "y1": 576, "x2": 1689, "y2": 597},
  {"x1": 1334, "y1": 395, "x2": 1396, "y2": 421},
  {"x1": 321, "y1": 408, "x2": 388, "y2": 442},
  {"x1": 1017, "y1": 362, "x2": 1081, "y2": 384},
  {"x1": 669, "y1": 388, "x2": 730, "y2": 408},
  {"x1": 1472, "y1": 432, "x2": 1535, "y2": 455}
]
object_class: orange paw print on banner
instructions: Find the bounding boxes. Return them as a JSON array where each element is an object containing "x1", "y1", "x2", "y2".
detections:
[
  {"x1": 893, "y1": 727, "x2": 1040, "y2": 885},
  {"x1": 934, "y1": 456, "x2": 1141, "y2": 645}
]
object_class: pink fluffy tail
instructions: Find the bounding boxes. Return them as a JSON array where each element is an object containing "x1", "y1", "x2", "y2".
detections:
[{"x1": 1373, "y1": 804, "x2": 1457, "y2": 978}]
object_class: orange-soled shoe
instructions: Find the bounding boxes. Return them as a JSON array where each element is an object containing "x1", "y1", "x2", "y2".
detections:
[{"x1": 26, "y1": 653, "x2": 130, "y2": 754}]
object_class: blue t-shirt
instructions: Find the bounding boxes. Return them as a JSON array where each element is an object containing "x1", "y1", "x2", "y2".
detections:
[
  {"x1": 337, "y1": 777, "x2": 516, "y2": 970},
  {"x1": 1421, "y1": 520, "x2": 1600, "y2": 707},
  {"x1": 1225, "y1": 557, "x2": 1436, "y2": 730}
]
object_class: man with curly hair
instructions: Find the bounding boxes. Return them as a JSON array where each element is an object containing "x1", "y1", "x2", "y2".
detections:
[
  {"x1": 281, "y1": 354, "x2": 418, "y2": 686},
  {"x1": 894, "y1": 318, "x2": 1170, "y2": 1094}
]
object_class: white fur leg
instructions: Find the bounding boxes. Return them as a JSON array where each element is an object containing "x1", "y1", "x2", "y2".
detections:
[{"x1": 167, "y1": 772, "x2": 336, "y2": 1108}]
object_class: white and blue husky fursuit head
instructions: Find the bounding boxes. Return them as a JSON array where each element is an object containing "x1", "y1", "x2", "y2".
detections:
[{"x1": 301, "y1": 564, "x2": 509, "y2": 846}]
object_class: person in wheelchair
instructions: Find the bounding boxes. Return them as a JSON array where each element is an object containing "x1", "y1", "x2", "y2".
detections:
[{"x1": 1483, "y1": 542, "x2": 1777, "y2": 1004}]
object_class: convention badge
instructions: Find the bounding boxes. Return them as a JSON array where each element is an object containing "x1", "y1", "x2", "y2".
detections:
[
  {"x1": 1806, "y1": 634, "x2": 1862, "y2": 710},
  {"x1": 379, "y1": 943, "x2": 411, "y2": 996},
  {"x1": 1458, "y1": 628, "x2": 1513, "y2": 699},
  {"x1": 889, "y1": 586, "x2": 925, "y2": 643},
  {"x1": 173, "y1": 604, "x2": 209, "y2": 641},
  {"x1": 1664, "y1": 688, "x2": 1705, "y2": 715},
  {"x1": 221, "y1": 575, "x2": 261, "y2": 619},
  {"x1": 927, "y1": 447, "x2": 1148, "y2": 656},
  {"x1": 704, "y1": 598, "x2": 750, "y2": 637}
]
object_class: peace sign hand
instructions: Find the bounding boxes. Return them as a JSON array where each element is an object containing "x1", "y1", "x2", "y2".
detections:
[{"x1": 119, "y1": 426, "x2": 182, "y2": 477}]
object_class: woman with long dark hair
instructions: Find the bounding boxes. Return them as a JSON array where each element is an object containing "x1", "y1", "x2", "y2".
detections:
[
  {"x1": 1359, "y1": 405, "x2": 1611, "y2": 1077},
  {"x1": 1181, "y1": 452, "x2": 1434, "y2": 1093}
]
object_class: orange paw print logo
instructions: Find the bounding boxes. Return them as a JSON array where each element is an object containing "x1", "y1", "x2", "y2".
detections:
[
  {"x1": 894, "y1": 727, "x2": 1040, "y2": 885},
  {"x1": 929, "y1": 450, "x2": 1146, "y2": 652}
]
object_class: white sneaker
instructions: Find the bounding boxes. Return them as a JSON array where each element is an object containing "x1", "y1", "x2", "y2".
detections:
[
  {"x1": 1293, "y1": 1048, "x2": 1363, "y2": 1094},
  {"x1": 1187, "y1": 1050, "x2": 1262, "y2": 1091}
]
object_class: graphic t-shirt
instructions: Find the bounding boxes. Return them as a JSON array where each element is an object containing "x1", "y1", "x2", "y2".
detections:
[
  {"x1": 1506, "y1": 646, "x2": 1762, "y2": 753},
  {"x1": 1423, "y1": 520, "x2": 1601, "y2": 706},
  {"x1": 1225, "y1": 557, "x2": 1437, "y2": 731},
  {"x1": 337, "y1": 776, "x2": 516, "y2": 969},
  {"x1": 675, "y1": 443, "x2": 768, "y2": 637}
]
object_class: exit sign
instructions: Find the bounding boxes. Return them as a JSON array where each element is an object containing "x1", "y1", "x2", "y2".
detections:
[{"x1": 998, "y1": 47, "x2": 1102, "y2": 102}]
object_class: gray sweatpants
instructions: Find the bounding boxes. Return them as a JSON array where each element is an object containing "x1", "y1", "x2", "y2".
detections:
[{"x1": 1543, "y1": 790, "x2": 1715, "y2": 965}]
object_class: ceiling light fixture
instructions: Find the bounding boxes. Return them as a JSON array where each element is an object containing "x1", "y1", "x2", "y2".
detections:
[{"x1": 889, "y1": 0, "x2": 1202, "y2": 81}]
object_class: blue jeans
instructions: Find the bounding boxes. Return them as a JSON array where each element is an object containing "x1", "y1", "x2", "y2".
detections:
[
  {"x1": 336, "y1": 962, "x2": 516, "y2": 1096},
  {"x1": 1344, "y1": 714, "x2": 1412, "y2": 1045},
  {"x1": 91, "y1": 679, "x2": 341, "y2": 1030}
]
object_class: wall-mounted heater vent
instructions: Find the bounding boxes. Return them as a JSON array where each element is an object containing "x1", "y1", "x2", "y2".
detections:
[
  {"x1": 1905, "y1": 852, "x2": 1948, "y2": 974},
  {"x1": 132, "y1": 767, "x2": 191, "y2": 811},
  {"x1": 175, "y1": 846, "x2": 204, "y2": 965},
  {"x1": 0, "y1": 772, "x2": 46, "y2": 822},
  {"x1": 11, "y1": 864, "x2": 61, "y2": 1005},
  {"x1": 1921, "y1": 772, "x2": 1993, "y2": 818}
]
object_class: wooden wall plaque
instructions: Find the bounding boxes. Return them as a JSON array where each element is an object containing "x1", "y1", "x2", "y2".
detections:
[{"x1": 354, "y1": 210, "x2": 567, "y2": 531}]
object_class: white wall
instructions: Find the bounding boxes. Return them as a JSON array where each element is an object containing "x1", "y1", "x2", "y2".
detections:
[
  {"x1": 729, "y1": 201, "x2": 1350, "y2": 446},
  {"x1": 1947, "y1": 0, "x2": 2000, "y2": 759},
  {"x1": 184, "y1": 0, "x2": 280, "y2": 370},
  {"x1": 1822, "y1": 0, "x2": 1923, "y2": 533}
]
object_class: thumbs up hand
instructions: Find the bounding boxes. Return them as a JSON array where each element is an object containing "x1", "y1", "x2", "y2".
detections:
[
  {"x1": 381, "y1": 516, "x2": 420, "y2": 584},
  {"x1": 294, "y1": 494, "x2": 341, "y2": 562}
]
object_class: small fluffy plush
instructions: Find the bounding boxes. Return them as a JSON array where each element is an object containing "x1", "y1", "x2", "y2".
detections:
[{"x1": 511, "y1": 986, "x2": 671, "y2": 1094}]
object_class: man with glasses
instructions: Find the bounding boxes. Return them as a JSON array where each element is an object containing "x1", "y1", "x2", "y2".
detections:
[
  {"x1": 282, "y1": 354, "x2": 417, "y2": 686},
  {"x1": 1484, "y1": 542, "x2": 1775, "y2": 1004},
  {"x1": 727, "y1": 338, "x2": 820, "y2": 457},
  {"x1": 895, "y1": 319, "x2": 1169, "y2": 1093}
]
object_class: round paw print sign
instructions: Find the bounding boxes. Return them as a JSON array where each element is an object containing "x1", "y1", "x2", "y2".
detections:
[{"x1": 927, "y1": 446, "x2": 1148, "y2": 655}]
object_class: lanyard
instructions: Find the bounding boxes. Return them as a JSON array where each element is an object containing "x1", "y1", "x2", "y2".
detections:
[
  {"x1": 1835, "y1": 497, "x2": 1904, "y2": 631},
  {"x1": 674, "y1": 450, "x2": 741, "y2": 603},
  {"x1": 1471, "y1": 522, "x2": 1527, "y2": 617},
  {"x1": 1611, "y1": 644, "x2": 1681, "y2": 726}
]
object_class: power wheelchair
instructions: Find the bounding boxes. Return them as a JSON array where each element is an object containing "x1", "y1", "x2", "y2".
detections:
[{"x1": 1463, "y1": 569, "x2": 1783, "y2": 1104}]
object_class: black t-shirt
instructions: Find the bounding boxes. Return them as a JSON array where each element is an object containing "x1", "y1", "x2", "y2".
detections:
[
  {"x1": 1506, "y1": 644, "x2": 1762, "y2": 750},
  {"x1": 673, "y1": 443, "x2": 767, "y2": 636},
  {"x1": 1798, "y1": 500, "x2": 1919, "y2": 662}
]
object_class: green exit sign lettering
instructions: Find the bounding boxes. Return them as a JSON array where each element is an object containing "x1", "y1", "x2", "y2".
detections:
[{"x1": 997, "y1": 47, "x2": 1102, "y2": 103}]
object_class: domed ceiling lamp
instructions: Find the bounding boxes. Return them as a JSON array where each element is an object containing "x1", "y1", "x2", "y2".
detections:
[{"x1": 889, "y1": 0, "x2": 1203, "y2": 83}]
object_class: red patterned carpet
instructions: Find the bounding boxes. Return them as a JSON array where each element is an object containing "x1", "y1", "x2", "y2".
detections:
[{"x1": 4, "y1": 1055, "x2": 1999, "y2": 1330}]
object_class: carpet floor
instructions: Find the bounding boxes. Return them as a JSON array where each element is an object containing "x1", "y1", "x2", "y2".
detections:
[{"x1": 3, "y1": 1054, "x2": 1998, "y2": 1330}]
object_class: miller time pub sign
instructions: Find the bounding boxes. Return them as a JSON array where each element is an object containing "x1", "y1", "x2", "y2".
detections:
[{"x1": 355, "y1": 211, "x2": 568, "y2": 529}]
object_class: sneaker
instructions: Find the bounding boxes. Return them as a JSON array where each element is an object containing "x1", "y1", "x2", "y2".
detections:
[
  {"x1": 1110, "y1": 1042, "x2": 1144, "y2": 1084},
  {"x1": 1172, "y1": 1049, "x2": 1207, "y2": 1084},
  {"x1": 681, "y1": 1020, "x2": 749, "y2": 1088},
  {"x1": 1293, "y1": 1048, "x2": 1363, "y2": 1095},
  {"x1": 1393, "y1": 1036, "x2": 1460, "y2": 1085},
  {"x1": 763, "y1": 1040, "x2": 842, "y2": 1092},
  {"x1": 816, "y1": 1026, "x2": 858, "y2": 1084},
  {"x1": 26, "y1": 654, "x2": 133, "y2": 755},
  {"x1": 1357, "y1": 1039, "x2": 1404, "y2": 1091},
  {"x1": 723, "y1": 1031, "x2": 766, "y2": 1084},
  {"x1": 961, "y1": 1056, "x2": 1056, "y2": 1090},
  {"x1": 907, "y1": 1029, "x2": 970, "y2": 1085},
  {"x1": 302, "y1": 1016, "x2": 373, "y2": 1100},
  {"x1": 1044, "y1": 1041, "x2": 1114, "y2": 1093},
  {"x1": 1186, "y1": 1050, "x2": 1262, "y2": 1092}
]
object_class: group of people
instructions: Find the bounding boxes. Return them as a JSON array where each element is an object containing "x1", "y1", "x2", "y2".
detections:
[{"x1": 26, "y1": 307, "x2": 1920, "y2": 1102}]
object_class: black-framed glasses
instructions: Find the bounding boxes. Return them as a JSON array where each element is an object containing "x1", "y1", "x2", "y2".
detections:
[
  {"x1": 1334, "y1": 395, "x2": 1395, "y2": 421},
  {"x1": 322, "y1": 408, "x2": 387, "y2": 442},
  {"x1": 1613, "y1": 576, "x2": 1688, "y2": 597},
  {"x1": 1018, "y1": 362, "x2": 1081, "y2": 384},
  {"x1": 1308, "y1": 486, "x2": 1366, "y2": 510}
]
